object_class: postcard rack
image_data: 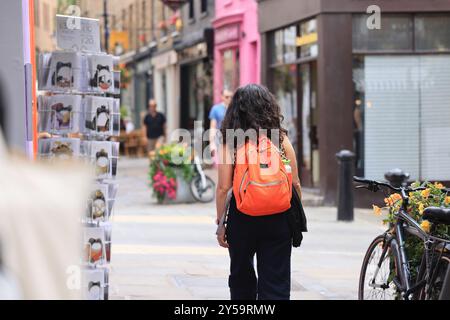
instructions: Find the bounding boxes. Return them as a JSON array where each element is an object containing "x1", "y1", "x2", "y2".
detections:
[{"x1": 37, "y1": 15, "x2": 121, "y2": 300}]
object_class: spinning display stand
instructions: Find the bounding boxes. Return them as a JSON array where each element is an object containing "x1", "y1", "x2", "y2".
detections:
[{"x1": 37, "y1": 15, "x2": 121, "y2": 300}]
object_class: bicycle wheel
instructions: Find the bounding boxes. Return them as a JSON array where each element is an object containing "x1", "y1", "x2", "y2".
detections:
[
  {"x1": 190, "y1": 175, "x2": 215, "y2": 203},
  {"x1": 418, "y1": 255, "x2": 450, "y2": 300},
  {"x1": 359, "y1": 235, "x2": 400, "y2": 300}
]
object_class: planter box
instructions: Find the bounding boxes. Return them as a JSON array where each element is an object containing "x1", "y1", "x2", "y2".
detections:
[{"x1": 157, "y1": 168, "x2": 196, "y2": 204}]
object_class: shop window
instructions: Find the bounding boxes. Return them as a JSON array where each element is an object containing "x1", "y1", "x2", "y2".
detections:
[
  {"x1": 271, "y1": 19, "x2": 318, "y2": 64},
  {"x1": 272, "y1": 65, "x2": 298, "y2": 153},
  {"x1": 354, "y1": 54, "x2": 450, "y2": 181},
  {"x1": 188, "y1": 0, "x2": 195, "y2": 20},
  {"x1": 298, "y1": 18, "x2": 318, "y2": 58},
  {"x1": 352, "y1": 14, "x2": 413, "y2": 52},
  {"x1": 272, "y1": 30, "x2": 284, "y2": 65},
  {"x1": 415, "y1": 14, "x2": 450, "y2": 52},
  {"x1": 284, "y1": 26, "x2": 297, "y2": 63},
  {"x1": 201, "y1": 0, "x2": 208, "y2": 13}
]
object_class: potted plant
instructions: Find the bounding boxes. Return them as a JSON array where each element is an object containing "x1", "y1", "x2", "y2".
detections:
[{"x1": 149, "y1": 143, "x2": 195, "y2": 204}]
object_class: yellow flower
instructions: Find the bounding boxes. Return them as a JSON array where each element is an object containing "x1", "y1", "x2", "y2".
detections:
[
  {"x1": 384, "y1": 198, "x2": 391, "y2": 206},
  {"x1": 421, "y1": 220, "x2": 431, "y2": 233},
  {"x1": 421, "y1": 188, "x2": 430, "y2": 198},
  {"x1": 384, "y1": 193, "x2": 402, "y2": 207},
  {"x1": 418, "y1": 202, "x2": 424, "y2": 215},
  {"x1": 373, "y1": 205, "x2": 382, "y2": 216},
  {"x1": 446, "y1": 196, "x2": 450, "y2": 206},
  {"x1": 434, "y1": 182, "x2": 445, "y2": 189}
]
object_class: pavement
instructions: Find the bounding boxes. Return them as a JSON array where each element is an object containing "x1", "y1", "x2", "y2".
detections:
[{"x1": 109, "y1": 157, "x2": 387, "y2": 300}]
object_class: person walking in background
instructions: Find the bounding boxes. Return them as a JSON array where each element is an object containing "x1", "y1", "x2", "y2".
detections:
[
  {"x1": 209, "y1": 89, "x2": 233, "y2": 165},
  {"x1": 143, "y1": 99, "x2": 167, "y2": 153},
  {"x1": 215, "y1": 84, "x2": 302, "y2": 300}
]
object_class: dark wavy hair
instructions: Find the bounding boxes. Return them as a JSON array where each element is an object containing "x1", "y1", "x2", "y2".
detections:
[{"x1": 220, "y1": 84, "x2": 288, "y2": 147}]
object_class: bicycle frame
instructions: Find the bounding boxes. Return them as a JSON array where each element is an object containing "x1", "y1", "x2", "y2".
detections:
[
  {"x1": 381, "y1": 203, "x2": 450, "y2": 300},
  {"x1": 355, "y1": 176, "x2": 450, "y2": 300},
  {"x1": 193, "y1": 155, "x2": 207, "y2": 189}
]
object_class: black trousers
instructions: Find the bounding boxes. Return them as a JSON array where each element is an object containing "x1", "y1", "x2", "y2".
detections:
[{"x1": 226, "y1": 197, "x2": 292, "y2": 300}]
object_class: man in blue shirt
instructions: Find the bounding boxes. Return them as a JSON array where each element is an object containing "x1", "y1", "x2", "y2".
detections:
[{"x1": 209, "y1": 89, "x2": 233, "y2": 163}]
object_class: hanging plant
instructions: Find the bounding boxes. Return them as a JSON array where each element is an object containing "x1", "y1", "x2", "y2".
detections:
[{"x1": 118, "y1": 64, "x2": 131, "y2": 89}]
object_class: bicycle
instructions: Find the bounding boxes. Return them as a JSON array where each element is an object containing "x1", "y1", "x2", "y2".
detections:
[
  {"x1": 190, "y1": 153, "x2": 215, "y2": 203},
  {"x1": 354, "y1": 176, "x2": 450, "y2": 300}
]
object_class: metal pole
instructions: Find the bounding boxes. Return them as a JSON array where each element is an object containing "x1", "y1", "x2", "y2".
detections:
[
  {"x1": 103, "y1": 0, "x2": 109, "y2": 52},
  {"x1": 336, "y1": 150, "x2": 355, "y2": 221}
]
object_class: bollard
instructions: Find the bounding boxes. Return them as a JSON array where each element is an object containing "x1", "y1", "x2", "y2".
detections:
[
  {"x1": 384, "y1": 168, "x2": 409, "y2": 188},
  {"x1": 336, "y1": 150, "x2": 355, "y2": 222}
]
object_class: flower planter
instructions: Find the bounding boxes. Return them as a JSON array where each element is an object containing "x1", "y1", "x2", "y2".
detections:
[
  {"x1": 149, "y1": 143, "x2": 196, "y2": 205},
  {"x1": 159, "y1": 168, "x2": 196, "y2": 205}
]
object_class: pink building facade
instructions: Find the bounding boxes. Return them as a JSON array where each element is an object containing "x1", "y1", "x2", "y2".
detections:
[{"x1": 212, "y1": 0, "x2": 260, "y2": 103}]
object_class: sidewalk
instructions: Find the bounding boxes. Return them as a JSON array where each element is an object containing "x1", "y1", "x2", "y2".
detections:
[{"x1": 109, "y1": 157, "x2": 386, "y2": 300}]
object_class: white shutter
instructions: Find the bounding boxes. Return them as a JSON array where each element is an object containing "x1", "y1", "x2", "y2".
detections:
[
  {"x1": 364, "y1": 56, "x2": 420, "y2": 180},
  {"x1": 420, "y1": 55, "x2": 450, "y2": 181}
]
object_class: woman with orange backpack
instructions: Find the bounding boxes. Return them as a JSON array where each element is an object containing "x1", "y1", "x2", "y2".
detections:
[{"x1": 215, "y1": 84, "x2": 303, "y2": 300}]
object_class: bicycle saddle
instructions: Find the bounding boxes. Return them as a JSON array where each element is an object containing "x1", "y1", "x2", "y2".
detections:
[{"x1": 423, "y1": 207, "x2": 450, "y2": 225}]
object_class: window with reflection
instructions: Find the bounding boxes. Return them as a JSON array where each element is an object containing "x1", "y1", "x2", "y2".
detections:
[
  {"x1": 415, "y1": 14, "x2": 450, "y2": 51},
  {"x1": 272, "y1": 65, "x2": 298, "y2": 153},
  {"x1": 298, "y1": 18, "x2": 318, "y2": 58},
  {"x1": 353, "y1": 14, "x2": 413, "y2": 52}
]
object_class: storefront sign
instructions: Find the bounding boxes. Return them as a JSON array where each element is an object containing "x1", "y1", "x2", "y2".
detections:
[
  {"x1": 215, "y1": 24, "x2": 240, "y2": 45},
  {"x1": 109, "y1": 31, "x2": 129, "y2": 56},
  {"x1": 152, "y1": 50, "x2": 178, "y2": 69},
  {"x1": 296, "y1": 32, "x2": 318, "y2": 47},
  {"x1": 56, "y1": 15, "x2": 101, "y2": 53},
  {"x1": 179, "y1": 43, "x2": 208, "y2": 63}
]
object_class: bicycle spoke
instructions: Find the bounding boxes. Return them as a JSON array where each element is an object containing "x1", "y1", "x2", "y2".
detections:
[{"x1": 362, "y1": 241, "x2": 398, "y2": 300}]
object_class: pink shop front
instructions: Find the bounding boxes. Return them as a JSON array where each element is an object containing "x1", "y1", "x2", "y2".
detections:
[{"x1": 212, "y1": 0, "x2": 260, "y2": 103}]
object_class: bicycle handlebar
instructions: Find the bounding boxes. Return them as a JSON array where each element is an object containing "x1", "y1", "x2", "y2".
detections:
[{"x1": 353, "y1": 176, "x2": 426, "y2": 194}]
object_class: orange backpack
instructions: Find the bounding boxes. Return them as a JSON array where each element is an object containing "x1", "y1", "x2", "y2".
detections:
[{"x1": 232, "y1": 136, "x2": 292, "y2": 216}]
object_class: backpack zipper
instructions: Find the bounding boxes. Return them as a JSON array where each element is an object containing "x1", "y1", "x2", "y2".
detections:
[
  {"x1": 244, "y1": 179, "x2": 286, "y2": 193},
  {"x1": 238, "y1": 169, "x2": 249, "y2": 202}
]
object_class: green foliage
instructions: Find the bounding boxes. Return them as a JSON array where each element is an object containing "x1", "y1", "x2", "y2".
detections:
[
  {"x1": 379, "y1": 181, "x2": 450, "y2": 280},
  {"x1": 148, "y1": 143, "x2": 195, "y2": 202}
]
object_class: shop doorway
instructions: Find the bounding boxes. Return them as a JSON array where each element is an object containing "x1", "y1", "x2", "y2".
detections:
[
  {"x1": 298, "y1": 62, "x2": 319, "y2": 187},
  {"x1": 222, "y1": 48, "x2": 240, "y2": 92},
  {"x1": 180, "y1": 61, "x2": 213, "y2": 132}
]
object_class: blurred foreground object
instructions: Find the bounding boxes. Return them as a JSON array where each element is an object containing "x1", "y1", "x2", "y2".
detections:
[{"x1": 0, "y1": 132, "x2": 90, "y2": 300}]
